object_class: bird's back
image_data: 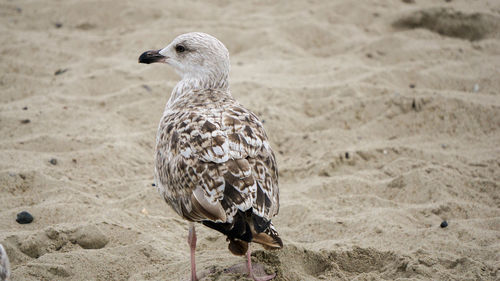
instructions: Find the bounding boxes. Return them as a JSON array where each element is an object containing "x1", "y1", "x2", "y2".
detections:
[{"x1": 154, "y1": 89, "x2": 282, "y2": 253}]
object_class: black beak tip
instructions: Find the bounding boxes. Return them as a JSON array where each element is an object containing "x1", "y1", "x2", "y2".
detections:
[
  {"x1": 138, "y1": 51, "x2": 152, "y2": 64},
  {"x1": 138, "y1": 50, "x2": 165, "y2": 64}
]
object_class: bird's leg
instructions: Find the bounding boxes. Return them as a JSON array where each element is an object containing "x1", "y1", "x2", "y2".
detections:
[
  {"x1": 246, "y1": 245, "x2": 276, "y2": 281},
  {"x1": 188, "y1": 223, "x2": 198, "y2": 281}
]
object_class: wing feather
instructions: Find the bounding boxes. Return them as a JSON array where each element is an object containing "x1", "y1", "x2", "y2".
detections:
[{"x1": 155, "y1": 89, "x2": 279, "y2": 224}]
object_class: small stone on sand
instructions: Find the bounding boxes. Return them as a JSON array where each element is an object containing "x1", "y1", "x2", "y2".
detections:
[
  {"x1": 16, "y1": 211, "x2": 34, "y2": 224},
  {"x1": 54, "y1": 69, "x2": 68, "y2": 76}
]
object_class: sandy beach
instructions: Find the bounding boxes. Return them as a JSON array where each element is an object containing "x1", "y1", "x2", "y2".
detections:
[{"x1": 1, "y1": 0, "x2": 499, "y2": 280}]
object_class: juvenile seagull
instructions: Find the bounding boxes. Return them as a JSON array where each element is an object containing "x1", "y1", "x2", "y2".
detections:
[{"x1": 139, "y1": 32, "x2": 282, "y2": 281}]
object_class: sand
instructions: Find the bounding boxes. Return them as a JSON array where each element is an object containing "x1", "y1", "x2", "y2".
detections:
[{"x1": 1, "y1": 0, "x2": 499, "y2": 280}]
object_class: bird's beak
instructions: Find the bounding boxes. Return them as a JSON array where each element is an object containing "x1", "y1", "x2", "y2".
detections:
[{"x1": 138, "y1": 49, "x2": 166, "y2": 64}]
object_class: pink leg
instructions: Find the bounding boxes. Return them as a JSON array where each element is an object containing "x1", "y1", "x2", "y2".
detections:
[
  {"x1": 188, "y1": 223, "x2": 198, "y2": 281},
  {"x1": 246, "y1": 247, "x2": 276, "y2": 281}
]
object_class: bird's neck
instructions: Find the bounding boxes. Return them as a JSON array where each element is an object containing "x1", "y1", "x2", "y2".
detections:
[{"x1": 167, "y1": 72, "x2": 229, "y2": 106}]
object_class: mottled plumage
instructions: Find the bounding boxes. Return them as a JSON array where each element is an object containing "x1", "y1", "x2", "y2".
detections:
[
  {"x1": 139, "y1": 32, "x2": 281, "y2": 281},
  {"x1": 156, "y1": 87, "x2": 281, "y2": 252}
]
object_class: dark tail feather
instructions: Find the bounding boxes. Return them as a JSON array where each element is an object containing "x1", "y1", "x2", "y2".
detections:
[
  {"x1": 202, "y1": 210, "x2": 252, "y2": 256},
  {"x1": 202, "y1": 210, "x2": 253, "y2": 240},
  {"x1": 228, "y1": 239, "x2": 248, "y2": 256},
  {"x1": 202, "y1": 209, "x2": 283, "y2": 255},
  {"x1": 251, "y1": 221, "x2": 283, "y2": 250}
]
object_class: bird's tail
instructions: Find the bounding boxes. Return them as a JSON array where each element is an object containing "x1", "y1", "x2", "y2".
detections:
[
  {"x1": 228, "y1": 238, "x2": 249, "y2": 256},
  {"x1": 202, "y1": 209, "x2": 283, "y2": 256},
  {"x1": 251, "y1": 221, "x2": 283, "y2": 251},
  {"x1": 227, "y1": 221, "x2": 282, "y2": 256}
]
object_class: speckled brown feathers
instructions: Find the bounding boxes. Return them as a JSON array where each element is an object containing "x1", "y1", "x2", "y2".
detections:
[
  {"x1": 145, "y1": 32, "x2": 282, "y2": 259},
  {"x1": 155, "y1": 88, "x2": 281, "y2": 252},
  {"x1": 143, "y1": 32, "x2": 281, "y2": 280}
]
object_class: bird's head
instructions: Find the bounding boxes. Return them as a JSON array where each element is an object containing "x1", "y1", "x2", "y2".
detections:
[{"x1": 139, "y1": 32, "x2": 230, "y2": 82}]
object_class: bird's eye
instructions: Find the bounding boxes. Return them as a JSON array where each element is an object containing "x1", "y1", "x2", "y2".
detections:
[{"x1": 175, "y1": 45, "x2": 186, "y2": 53}]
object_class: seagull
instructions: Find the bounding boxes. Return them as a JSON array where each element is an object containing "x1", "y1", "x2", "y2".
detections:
[{"x1": 139, "y1": 32, "x2": 282, "y2": 281}]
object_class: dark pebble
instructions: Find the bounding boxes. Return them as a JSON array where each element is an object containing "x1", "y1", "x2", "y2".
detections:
[
  {"x1": 54, "y1": 68, "x2": 69, "y2": 76},
  {"x1": 22, "y1": 106, "x2": 28, "y2": 110},
  {"x1": 16, "y1": 211, "x2": 34, "y2": 224},
  {"x1": 21, "y1": 119, "x2": 31, "y2": 124},
  {"x1": 49, "y1": 158, "x2": 58, "y2": 165},
  {"x1": 345, "y1": 152, "x2": 350, "y2": 159},
  {"x1": 54, "y1": 22, "x2": 63, "y2": 28},
  {"x1": 440, "y1": 220, "x2": 448, "y2": 228},
  {"x1": 409, "y1": 84, "x2": 416, "y2": 88},
  {"x1": 152, "y1": 183, "x2": 156, "y2": 186}
]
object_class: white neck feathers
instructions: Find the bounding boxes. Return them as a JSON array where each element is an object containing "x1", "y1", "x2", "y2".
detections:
[{"x1": 167, "y1": 72, "x2": 229, "y2": 107}]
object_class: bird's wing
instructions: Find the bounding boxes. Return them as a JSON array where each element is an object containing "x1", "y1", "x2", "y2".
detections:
[{"x1": 155, "y1": 92, "x2": 279, "y2": 223}]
